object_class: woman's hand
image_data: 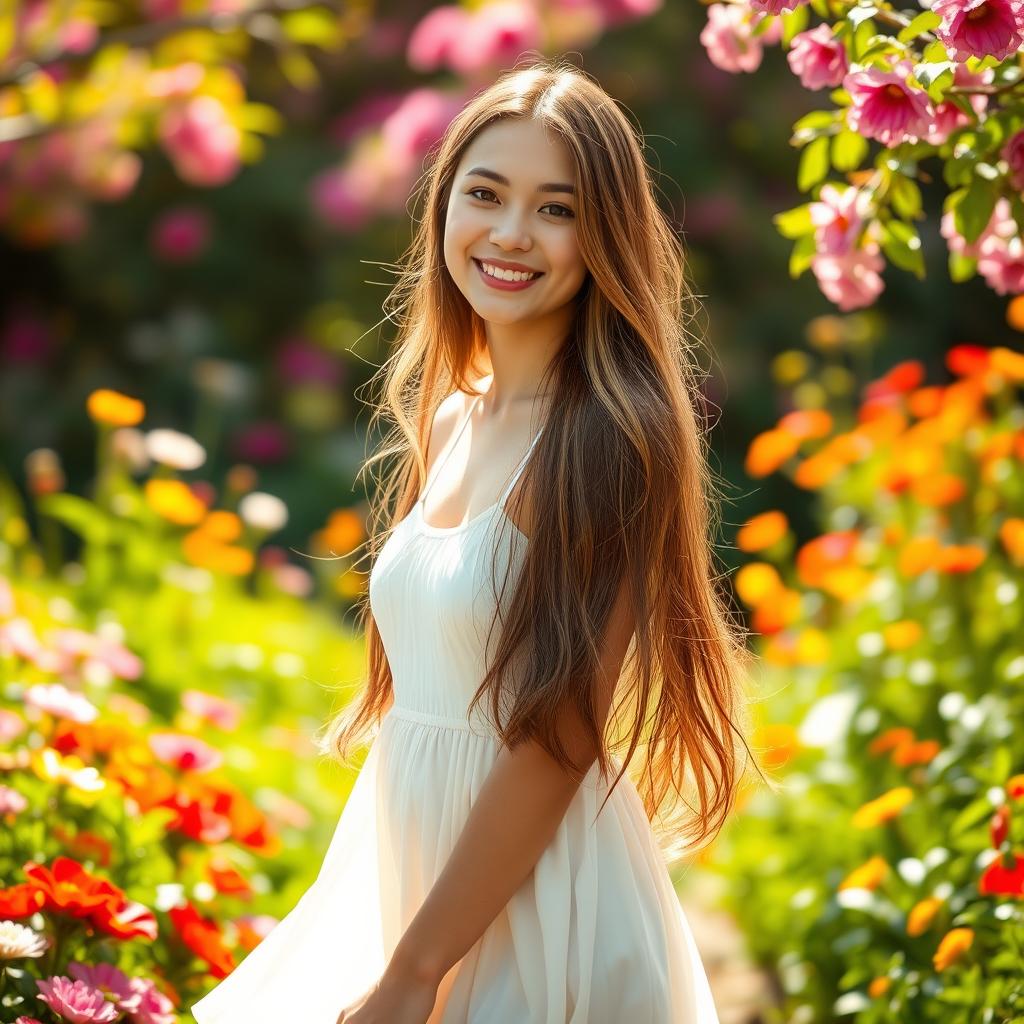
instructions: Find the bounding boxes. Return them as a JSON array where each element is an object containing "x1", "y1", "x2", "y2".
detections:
[{"x1": 335, "y1": 971, "x2": 439, "y2": 1024}]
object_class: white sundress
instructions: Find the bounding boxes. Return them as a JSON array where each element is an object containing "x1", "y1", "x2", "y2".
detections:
[{"x1": 190, "y1": 390, "x2": 721, "y2": 1024}]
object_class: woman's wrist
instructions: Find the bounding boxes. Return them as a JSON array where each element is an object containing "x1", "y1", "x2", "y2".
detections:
[{"x1": 384, "y1": 935, "x2": 447, "y2": 991}]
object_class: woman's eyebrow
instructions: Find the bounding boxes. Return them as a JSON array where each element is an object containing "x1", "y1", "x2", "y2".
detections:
[{"x1": 465, "y1": 166, "x2": 575, "y2": 196}]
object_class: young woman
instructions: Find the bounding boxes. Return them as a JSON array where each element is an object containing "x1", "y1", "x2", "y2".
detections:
[{"x1": 191, "y1": 58, "x2": 759, "y2": 1024}]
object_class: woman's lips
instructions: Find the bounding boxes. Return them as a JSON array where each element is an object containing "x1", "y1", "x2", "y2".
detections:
[{"x1": 473, "y1": 258, "x2": 543, "y2": 292}]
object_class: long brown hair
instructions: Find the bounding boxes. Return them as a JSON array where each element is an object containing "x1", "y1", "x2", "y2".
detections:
[{"x1": 315, "y1": 57, "x2": 764, "y2": 862}]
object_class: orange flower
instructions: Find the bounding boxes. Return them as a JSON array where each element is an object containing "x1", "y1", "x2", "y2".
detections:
[
  {"x1": 868, "y1": 727, "x2": 915, "y2": 756},
  {"x1": 87, "y1": 388, "x2": 145, "y2": 427},
  {"x1": 736, "y1": 511, "x2": 789, "y2": 552},
  {"x1": 882, "y1": 621, "x2": 923, "y2": 651},
  {"x1": 1006, "y1": 774, "x2": 1024, "y2": 799},
  {"x1": 839, "y1": 855, "x2": 889, "y2": 891},
  {"x1": 795, "y1": 531, "x2": 859, "y2": 589},
  {"x1": 892, "y1": 739, "x2": 941, "y2": 767},
  {"x1": 181, "y1": 531, "x2": 254, "y2": 575},
  {"x1": 778, "y1": 409, "x2": 833, "y2": 440},
  {"x1": 907, "y1": 896, "x2": 943, "y2": 936},
  {"x1": 990, "y1": 346, "x2": 1024, "y2": 382},
  {"x1": 852, "y1": 786, "x2": 914, "y2": 828},
  {"x1": 316, "y1": 507, "x2": 366, "y2": 556},
  {"x1": 200, "y1": 510, "x2": 243, "y2": 543},
  {"x1": 867, "y1": 976, "x2": 891, "y2": 998},
  {"x1": 911, "y1": 473, "x2": 966, "y2": 508},
  {"x1": 145, "y1": 479, "x2": 207, "y2": 526},
  {"x1": 793, "y1": 451, "x2": 845, "y2": 490},
  {"x1": 751, "y1": 588, "x2": 801, "y2": 635},
  {"x1": 753, "y1": 723, "x2": 800, "y2": 771},
  {"x1": 907, "y1": 386, "x2": 943, "y2": 419},
  {"x1": 933, "y1": 927, "x2": 974, "y2": 971},
  {"x1": 745, "y1": 428, "x2": 800, "y2": 478},
  {"x1": 898, "y1": 536, "x2": 942, "y2": 577},
  {"x1": 1000, "y1": 518, "x2": 1024, "y2": 564},
  {"x1": 935, "y1": 544, "x2": 985, "y2": 574}
]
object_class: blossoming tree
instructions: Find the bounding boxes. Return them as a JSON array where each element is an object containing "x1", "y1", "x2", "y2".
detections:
[{"x1": 699, "y1": 0, "x2": 1024, "y2": 309}]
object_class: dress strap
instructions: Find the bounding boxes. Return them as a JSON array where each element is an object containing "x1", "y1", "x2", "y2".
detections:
[
  {"x1": 418, "y1": 393, "x2": 483, "y2": 506},
  {"x1": 497, "y1": 421, "x2": 546, "y2": 509}
]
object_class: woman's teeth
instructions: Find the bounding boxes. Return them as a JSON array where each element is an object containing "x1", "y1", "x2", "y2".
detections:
[{"x1": 478, "y1": 261, "x2": 539, "y2": 282}]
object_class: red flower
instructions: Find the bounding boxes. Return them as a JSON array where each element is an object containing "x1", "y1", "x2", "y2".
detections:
[
  {"x1": 169, "y1": 901, "x2": 237, "y2": 978},
  {"x1": 991, "y1": 804, "x2": 1011, "y2": 848},
  {"x1": 24, "y1": 856, "x2": 123, "y2": 919},
  {"x1": 0, "y1": 882, "x2": 46, "y2": 917},
  {"x1": 979, "y1": 852, "x2": 1024, "y2": 896}
]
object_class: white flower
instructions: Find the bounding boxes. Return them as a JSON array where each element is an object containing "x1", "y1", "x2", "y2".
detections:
[
  {"x1": 239, "y1": 492, "x2": 288, "y2": 532},
  {"x1": 145, "y1": 428, "x2": 206, "y2": 471},
  {"x1": 0, "y1": 920, "x2": 48, "y2": 960}
]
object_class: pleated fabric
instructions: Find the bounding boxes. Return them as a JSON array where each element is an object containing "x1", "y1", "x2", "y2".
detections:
[{"x1": 191, "y1": 397, "x2": 721, "y2": 1024}]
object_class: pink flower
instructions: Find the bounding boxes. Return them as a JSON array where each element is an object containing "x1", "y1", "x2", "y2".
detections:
[
  {"x1": 809, "y1": 184, "x2": 869, "y2": 255},
  {"x1": 0, "y1": 617, "x2": 42, "y2": 661},
  {"x1": 844, "y1": 60, "x2": 935, "y2": 146},
  {"x1": 150, "y1": 207, "x2": 210, "y2": 263},
  {"x1": 786, "y1": 24, "x2": 848, "y2": 90},
  {"x1": 978, "y1": 240, "x2": 1024, "y2": 293},
  {"x1": 700, "y1": 4, "x2": 771, "y2": 73},
  {"x1": 68, "y1": 962, "x2": 141, "y2": 1013},
  {"x1": 125, "y1": 977, "x2": 176, "y2": 1024},
  {"x1": 181, "y1": 689, "x2": 242, "y2": 731},
  {"x1": 36, "y1": 976, "x2": 121, "y2": 1024},
  {"x1": 158, "y1": 95, "x2": 241, "y2": 187},
  {"x1": 812, "y1": 243, "x2": 886, "y2": 310},
  {"x1": 932, "y1": 0, "x2": 1024, "y2": 60},
  {"x1": 0, "y1": 783, "x2": 28, "y2": 815},
  {"x1": 380, "y1": 88, "x2": 463, "y2": 170},
  {"x1": 750, "y1": 0, "x2": 805, "y2": 14},
  {"x1": 15, "y1": 1017, "x2": 45, "y2": 1024},
  {"x1": 148, "y1": 731, "x2": 222, "y2": 772},
  {"x1": 923, "y1": 64, "x2": 993, "y2": 144},
  {"x1": 0, "y1": 708, "x2": 26, "y2": 742},
  {"x1": 941, "y1": 196, "x2": 1009, "y2": 259},
  {"x1": 448, "y1": 2, "x2": 543, "y2": 74},
  {"x1": 23, "y1": 682, "x2": 99, "y2": 724},
  {"x1": 406, "y1": 5, "x2": 470, "y2": 72},
  {"x1": 1002, "y1": 128, "x2": 1024, "y2": 189}
]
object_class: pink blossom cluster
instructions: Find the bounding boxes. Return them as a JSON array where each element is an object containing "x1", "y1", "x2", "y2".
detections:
[
  {"x1": 941, "y1": 195, "x2": 1024, "y2": 294},
  {"x1": 699, "y1": 4, "x2": 783, "y2": 73},
  {"x1": 808, "y1": 184, "x2": 886, "y2": 310},
  {"x1": 0, "y1": 615, "x2": 142, "y2": 681},
  {"x1": 932, "y1": 0, "x2": 1024, "y2": 61},
  {"x1": 34, "y1": 962, "x2": 175, "y2": 1024}
]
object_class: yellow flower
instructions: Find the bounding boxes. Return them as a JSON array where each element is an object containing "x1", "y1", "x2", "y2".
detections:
[
  {"x1": 145, "y1": 479, "x2": 207, "y2": 526},
  {"x1": 906, "y1": 896, "x2": 943, "y2": 937},
  {"x1": 839, "y1": 855, "x2": 889, "y2": 891},
  {"x1": 735, "y1": 563, "x2": 783, "y2": 607},
  {"x1": 31, "y1": 747, "x2": 106, "y2": 797},
  {"x1": 867, "y1": 976, "x2": 891, "y2": 998},
  {"x1": 933, "y1": 927, "x2": 973, "y2": 972},
  {"x1": 852, "y1": 786, "x2": 914, "y2": 828},
  {"x1": 86, "y1": 388, "x2": 145, "y2": 427},
  {"x1": 883, "y1": 620, "x2": 923, "y2": 651}
]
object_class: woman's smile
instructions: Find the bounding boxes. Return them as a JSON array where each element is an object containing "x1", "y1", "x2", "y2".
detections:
[{"x1": 472, "y1": 257, "x2": 545, "y2": 292}]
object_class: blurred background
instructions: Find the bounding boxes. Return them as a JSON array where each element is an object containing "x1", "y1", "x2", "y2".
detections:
[{"x1": 3, "y1": 1, "x2": 1024, "y2": 1022}]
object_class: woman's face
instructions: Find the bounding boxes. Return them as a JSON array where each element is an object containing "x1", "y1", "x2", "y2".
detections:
[{"x1": 443, "y1": 118, "x2": 589, "y2": 327}]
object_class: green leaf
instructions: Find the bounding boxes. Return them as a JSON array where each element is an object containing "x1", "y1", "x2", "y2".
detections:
[
  {"x1": 798, "y1": 135, "x2": 831, "y2": 192},
  {"x1": 36, "y1": 493, "x2": 114, "y2": 544},
  {"x1": 774, "y1": 203, "x2": 815, "y2": 238},
  {"x1": 950, "y1": 795, "x2": 995, "y2": 837},
  {"x1": 789, "y1": 233, "x2": 817, "y2": 278},
  {"x1": 880, "y1": 219, "x2": 925, "y2": 276},
  {"x1": 280, "y1": 7, "x2": 343, "y2": 48},
  {"x1": 781, "y1": 2, "x2": 810, "y2": 45},
  {"x1": 890, "y1": 174, "x2": 923, "y2": 219},
  {"x1": 832, "y1": 131, "x2": 869, "y2": 172},
  {"x1": 954, "y1": 175, "x2": 998, "y2": 243},
  {"x1": 898, "y1": 10, "x2": 940, "y2": 42},
  {"x1": 793, "y1": 110, "x2": 838, "y2": 134},
  {"x1": 949, "y1": 250, "x2": 977, "y2": 284}
]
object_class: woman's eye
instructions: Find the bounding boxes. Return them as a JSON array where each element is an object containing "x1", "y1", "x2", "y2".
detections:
[{"x1": 466, "y1": 188, "x2": 574, "y2": 219}]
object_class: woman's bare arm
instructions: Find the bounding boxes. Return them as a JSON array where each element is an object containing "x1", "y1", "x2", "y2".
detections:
[{"x1": 383, "y1": 577, "x2": 635, "y2": 989}]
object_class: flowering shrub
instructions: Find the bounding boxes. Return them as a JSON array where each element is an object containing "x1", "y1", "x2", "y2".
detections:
[
  {"x1": 0, "y1": 390, "x2": 367, "y2": 1022},
  {"x1": 710, "y1": 340, "x2": 1024, "y2": 1020},
  {"x1": 698, "y1": 0, "x2": 1024, "y2": 307}
]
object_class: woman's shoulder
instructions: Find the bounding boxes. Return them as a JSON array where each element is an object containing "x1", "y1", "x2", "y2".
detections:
[{"x1": 424, "y1": 380, "x2": 486, "y2": 462}]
